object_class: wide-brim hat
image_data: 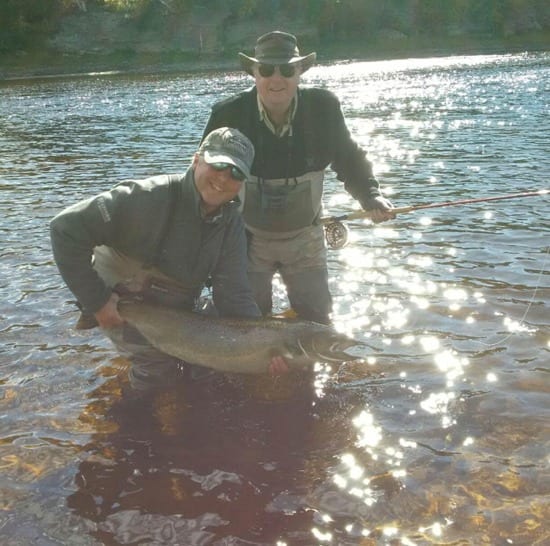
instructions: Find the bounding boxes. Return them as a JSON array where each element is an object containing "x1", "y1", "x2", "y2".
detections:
[{"x1": 239, "y1": 31, "x2": 316, "y2": 76}]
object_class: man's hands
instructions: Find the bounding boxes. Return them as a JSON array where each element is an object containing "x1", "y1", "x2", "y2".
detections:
[
  {"x1": 269, "y1": 355, "x2": 289, "y2": 376},
  {"x1": 94, "y1": 292, "x2": 124, "y2": 328},
  {"x1": 362, "y1": 195, "x2": 395, "y2": 223}
]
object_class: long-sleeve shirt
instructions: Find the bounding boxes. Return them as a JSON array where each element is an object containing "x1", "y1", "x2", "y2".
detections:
[
  {"x1": 202, "y1": 86, "x2": 382, "y2": 234},
  {"x1": 50, "y1": 168, "x2": 260, "y2": 318}
]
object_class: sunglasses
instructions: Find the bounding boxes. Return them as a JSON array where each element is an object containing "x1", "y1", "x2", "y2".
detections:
[
  {"x1": 257, "y1": 64, "x2": 297, "y2": 78},
  {"x1": 208, "y1": 162, "x2": 247, "y2": 182}
]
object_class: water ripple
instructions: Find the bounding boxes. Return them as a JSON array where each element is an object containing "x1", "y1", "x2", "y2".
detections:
[{"x1": 0, "y1": 52, "x2": 549, "y2": 545}]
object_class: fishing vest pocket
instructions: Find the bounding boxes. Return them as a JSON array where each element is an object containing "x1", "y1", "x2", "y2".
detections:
[{"x1": 243, "y1": 171, "x2": 324, "y2": 232}]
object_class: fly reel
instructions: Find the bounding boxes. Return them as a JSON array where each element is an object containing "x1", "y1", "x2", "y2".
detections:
[{"x1": 324, "y1": 220, "x2": 349, "y2": 250}]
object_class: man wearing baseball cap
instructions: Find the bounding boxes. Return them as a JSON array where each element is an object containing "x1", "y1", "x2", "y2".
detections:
[{"x1": 51, "y1": 127, "x2": 287, "y2": 387}]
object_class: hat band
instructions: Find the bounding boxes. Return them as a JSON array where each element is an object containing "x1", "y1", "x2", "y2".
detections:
[{"x1": 256, "y1": 44, "x2": 300, "y2": 61}]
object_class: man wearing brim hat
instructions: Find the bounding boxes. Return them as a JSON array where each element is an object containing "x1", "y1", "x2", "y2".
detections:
[{"x1": 202, "y1": 31, "x2": 394, "y2": 326}]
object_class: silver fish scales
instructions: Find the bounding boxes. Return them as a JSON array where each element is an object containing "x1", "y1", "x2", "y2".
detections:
[{"x1": 118, "y1": 299, "x2": 365, "y2": 375}]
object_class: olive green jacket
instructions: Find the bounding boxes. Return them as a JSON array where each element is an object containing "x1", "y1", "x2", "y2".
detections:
[{"x1": 50, "y1": 168, "x2": 260, "y2": 318}]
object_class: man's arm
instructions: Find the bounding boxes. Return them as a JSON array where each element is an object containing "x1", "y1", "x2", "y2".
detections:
[
  {"x1": 324, "y1": 91, "x2": 394, "y2": 222},
  {"x1": 50, "y1": 193, "x2": 118, "y2": 315},
  {"x1": 50, "y1": 180, "x2": 161, "y2": 315},
  {"x1": 210, "y1": 212, "x2": 261, "y2": 319}
]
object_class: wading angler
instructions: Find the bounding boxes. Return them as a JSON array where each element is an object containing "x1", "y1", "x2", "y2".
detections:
[{"x1": 202, "y1": 30, "x2": 395, "y2": 325}]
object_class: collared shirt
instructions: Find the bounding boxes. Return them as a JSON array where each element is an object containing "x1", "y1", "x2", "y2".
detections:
[{"x1": 257, "y1": 93, "x2": 298, "y2": 137}]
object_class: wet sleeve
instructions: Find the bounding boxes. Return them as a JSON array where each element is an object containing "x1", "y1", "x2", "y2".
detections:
[
  {"x1": 210, "y1": 215, "x2": 261, "y2": 319},
  {"x1": 49, "y1": 183, "x2": 140, "y2": 313}
]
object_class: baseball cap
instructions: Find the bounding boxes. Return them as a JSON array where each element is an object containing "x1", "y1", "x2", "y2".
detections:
[{"x1": 199, "y1": 127, "x2": 255, "y2": 181}]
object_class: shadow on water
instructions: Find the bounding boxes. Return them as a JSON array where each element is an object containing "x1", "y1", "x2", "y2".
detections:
[
  {"x1": 66, "y1": 369, "x2": 359, "y2": 545},
  {"x1": 59, "y1": 354, "x2": 550, "y2": 546}
]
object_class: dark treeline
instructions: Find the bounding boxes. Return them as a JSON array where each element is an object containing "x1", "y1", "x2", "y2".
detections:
[{"x1": 1, "y1": 0, "x2": 549, "y2": 54}]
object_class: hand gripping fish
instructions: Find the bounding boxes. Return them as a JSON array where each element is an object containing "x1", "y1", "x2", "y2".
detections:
[{"x1": 117, "y1": 299, "x2": 365, "y2": 375}]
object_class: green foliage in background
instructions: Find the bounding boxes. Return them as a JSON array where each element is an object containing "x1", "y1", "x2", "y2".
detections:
[{"x1": 1, "y1": 0, "x2": 548, "y2": 53}]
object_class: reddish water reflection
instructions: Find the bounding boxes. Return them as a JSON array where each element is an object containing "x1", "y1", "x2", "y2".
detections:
[{"x1": 67, "y1": 371, "x2": 353, "y2": 545}]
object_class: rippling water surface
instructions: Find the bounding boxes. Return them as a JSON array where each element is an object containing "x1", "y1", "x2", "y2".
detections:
[{"x1": 1, "y1": 53, "x2": 549, "y2": 545}]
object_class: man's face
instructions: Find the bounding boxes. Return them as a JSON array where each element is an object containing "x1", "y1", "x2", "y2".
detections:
[
  {"x1": 192, "y1": 154, "x2": 244, "y2": 215},
  {"x1": 253, "y1": 63, "x2": 301, "y2": 112}
]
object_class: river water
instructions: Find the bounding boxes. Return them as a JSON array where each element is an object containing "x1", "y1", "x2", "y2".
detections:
[{"x1": 1, "y1": 52, "x2": 549, "y2": 545}]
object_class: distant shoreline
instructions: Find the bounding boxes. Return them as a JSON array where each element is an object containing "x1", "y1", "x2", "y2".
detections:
[{"x1": 1, "y1": 33, "x2": 548, "y2": 81}]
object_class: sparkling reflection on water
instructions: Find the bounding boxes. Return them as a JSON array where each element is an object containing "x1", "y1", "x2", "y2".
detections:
[{"x1": 1, "y1": 53, "x2": 549, "y2": 545}]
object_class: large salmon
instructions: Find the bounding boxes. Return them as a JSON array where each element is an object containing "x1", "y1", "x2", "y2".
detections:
[{"x1": 118, "y1": 299, "x2": 365, "y2": 375}]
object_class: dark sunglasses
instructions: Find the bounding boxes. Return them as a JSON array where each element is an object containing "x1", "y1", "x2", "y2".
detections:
[
  {"x1": 208, "y1": 162, "x2": 247, "y2": 182},
  {"x1": 258, "y1": 64, "x2": 297, "y2": 78}
]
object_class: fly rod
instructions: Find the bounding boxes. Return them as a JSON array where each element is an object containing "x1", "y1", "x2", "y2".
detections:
[{"x1": 321, "y1": 189, "x2": 548, "y2": 249}]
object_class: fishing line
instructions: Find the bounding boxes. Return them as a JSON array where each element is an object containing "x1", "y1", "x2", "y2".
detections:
[{"x1": 475, "y1": 244, "x2": 549, "y2": 348}]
